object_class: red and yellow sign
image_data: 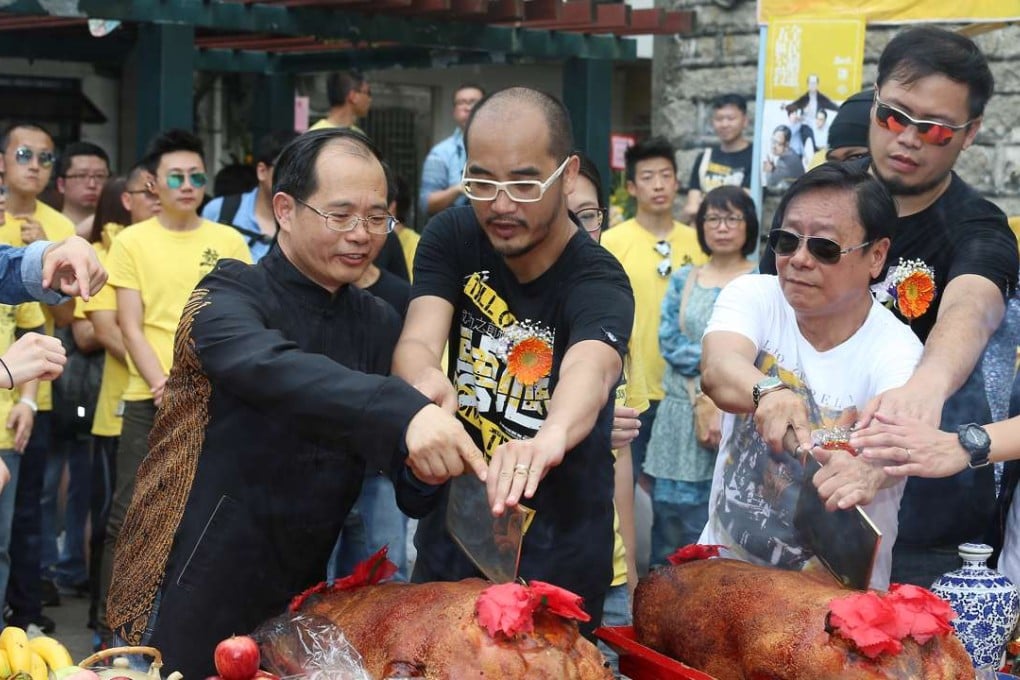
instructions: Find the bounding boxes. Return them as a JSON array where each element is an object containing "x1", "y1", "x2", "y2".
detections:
[{"x1": 759, "y1": 0, "x2": 1020, "y2": 25}]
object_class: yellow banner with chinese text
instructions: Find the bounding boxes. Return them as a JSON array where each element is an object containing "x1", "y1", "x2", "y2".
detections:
[
  {"x1": 758, "y1": 0, "x2": 1020, "y2": 25},
  {"x1": 764, "y1": 19, "x2": 865, "y2": 102}
]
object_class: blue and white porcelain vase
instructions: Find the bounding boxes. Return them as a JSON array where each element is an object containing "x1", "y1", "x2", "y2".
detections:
[{"x1": 931, "y1": 543, "x2": 1020, "y2": 670}]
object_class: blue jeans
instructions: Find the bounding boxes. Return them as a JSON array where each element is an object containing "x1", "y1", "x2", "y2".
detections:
[
  {"x1": 328, "y1": 473, "x2": 408, "y2": 581},
  {"x1": 597, "y1": 584, "x2": 632, "y2": 678},
  {"x1": 41, "y1": 436, "x2": 91, "y2": 585},
  {"x1": 649, "y1": 479, "x2": 712, "y2": 569},
  {"x1": 0, "y1": 450, "x2": 21, "y2": 603},
  {"x1": 630, "y1": 400, "x2": 659, "y2": 483}
]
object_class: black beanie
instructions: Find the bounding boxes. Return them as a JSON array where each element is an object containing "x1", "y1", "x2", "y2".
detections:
[{"x1": 826, "y1": 89, "x2": 874, "y2": 151}]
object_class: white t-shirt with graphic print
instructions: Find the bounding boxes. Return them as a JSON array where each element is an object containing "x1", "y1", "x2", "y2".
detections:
[{"x1": 699, "y1": 274, "x2": 923, "y2": 589}]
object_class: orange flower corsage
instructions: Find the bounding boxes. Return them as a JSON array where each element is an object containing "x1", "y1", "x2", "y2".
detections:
[
  {"x1": 497, "y1": 321, "x2": 554, "y2": 387},
  {"x1": 876, "y1": 259, "x2": 936, "y2": 321}
]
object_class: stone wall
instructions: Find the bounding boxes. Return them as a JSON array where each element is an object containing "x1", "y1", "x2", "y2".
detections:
[{"x1": 652, "y1": 0, "x2": 1020, "y2": 218}]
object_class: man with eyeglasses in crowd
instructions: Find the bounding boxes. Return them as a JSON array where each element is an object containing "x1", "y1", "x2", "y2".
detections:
[
  {"x1": 601, "y1": 138, "x2": 705, "y2": 496},
  {"x1": 700, "y1": 163, "x2": 922, "y2": 590},
  {"x1": 392, "y1": 87, "x2": 634, "y2": 636},
  {"x1": 761, "y1": 27, "x2": 1018, "y2": 587},
  {"x1": 98, "y1": 129, "x2": 251, "y2": 648},
  {"x1": 106, "y1": 128, "x2": 485, "y2": 678},
  {"x1": 418, "y1": 83, "x2": 485, "y2": 220},
  {"x1": 55, "y1": 141, "x2": 111, "y2": 239},
  {"x1": 309, "y1": 69, "x2": 372, "y2": 134},
  {"x1": 40, "y1": 140, "x2": 112, "y2": 611}
]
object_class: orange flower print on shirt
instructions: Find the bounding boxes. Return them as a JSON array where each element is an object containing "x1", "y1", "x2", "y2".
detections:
[
  {"x1": 496, "y1": 320, "x2": 555, "y2": 387},
  {"x1": 507, "y1": 337, "x2": 553, "y2": 386},
  {"x1": 873, "y1": 259, "x2": 937, "y2": 322},
  {"x1": 895, "y1": 271, "x2": 936, "y2": 320}
]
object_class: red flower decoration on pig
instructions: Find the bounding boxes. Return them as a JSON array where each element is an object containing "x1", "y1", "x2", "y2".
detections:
[
  {"x1": 475, "y1": 580, "x2": 590, "y2": 639},
  {"x1": 666, "y1": 544, "x2": 725, "y2": 565}
]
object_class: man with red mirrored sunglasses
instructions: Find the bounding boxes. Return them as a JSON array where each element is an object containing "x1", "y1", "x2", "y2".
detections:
[
  {"x1": 761, "y1": 26, "x2": 1017, "y2": 588},
  {"x1": 860, "y1": 26, "x2": 1017, "y2": 588}
]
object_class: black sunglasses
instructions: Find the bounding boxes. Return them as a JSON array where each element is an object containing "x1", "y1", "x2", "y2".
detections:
[{"x1": 768, "y1": 229, "x2": 872, "y2": 265}]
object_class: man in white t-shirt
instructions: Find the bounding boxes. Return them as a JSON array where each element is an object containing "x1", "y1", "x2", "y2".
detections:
[{"x1": 699, "y1": 163, "x2": 923, "y2": 589}]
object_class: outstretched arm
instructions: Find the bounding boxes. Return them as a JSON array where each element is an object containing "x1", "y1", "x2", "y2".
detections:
[{"x1": 857, "y1": 275, "x2": 1004, "y2": 428}]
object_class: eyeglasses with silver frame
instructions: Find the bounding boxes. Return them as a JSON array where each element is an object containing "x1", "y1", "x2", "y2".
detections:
[{"x1": 294, "y1": 197, "x2": 397, "y2": 235}]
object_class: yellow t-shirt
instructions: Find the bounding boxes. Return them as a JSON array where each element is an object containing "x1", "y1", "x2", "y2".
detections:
[
  {"x1": 0, "y1": 301, "x2": 46, "y2": 449},
  {"x1": 308, "y1": 119, "x2": 365, "y2": 135},
  {"x1": 79, "y1": 227, "x2": 128, "y2": 437},
  {"x1": 1, "y1": 201, "x2": 77, "y2": 411},
  {"x1": 106, "y1": 217, "x2": 252, "y2": 401},
  {"x1": 609, "y1": 348, "x2": 650, "y2": 587},
  {"x1": 601, "y1": 218, "x2": 707, "y2": 401},
  {"x1": 396, "y1": 227, "x2": 420, "y2": 282},
  {"x1": 1008, "y1": 216, "x2": 1020, "y2": 246}
]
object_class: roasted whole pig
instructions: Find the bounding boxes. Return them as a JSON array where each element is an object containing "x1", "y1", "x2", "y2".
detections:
[
  {"x1": 297, "y1": 578, "x2": 612, "y2": 679},
  {"x1": 633, "y1": 558, "x2": 975, "y2": 680}
]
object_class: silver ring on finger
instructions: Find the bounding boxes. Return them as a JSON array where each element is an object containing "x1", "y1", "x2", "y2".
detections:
[{"x1": 905, "y1": 448, "x2": 912, "y2": 462}]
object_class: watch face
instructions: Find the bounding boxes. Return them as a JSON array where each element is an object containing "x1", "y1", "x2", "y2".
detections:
[{"x1": 962, "y1": 425, "x2": 991, "y2": 450}]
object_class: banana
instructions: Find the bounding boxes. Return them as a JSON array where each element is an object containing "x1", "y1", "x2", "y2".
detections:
[
  {"x1": 0, "y1": 648, "x2": 11, "y2": 677},
  {"x1": 0, "y1": 626, "x2": 31, "y2": 673},
  {"x1": 28, "y1": 651, "x2": 46, "y2": 680},
  {"x1": 29, "y1": 636, "x2": 73, "y2": 671}
]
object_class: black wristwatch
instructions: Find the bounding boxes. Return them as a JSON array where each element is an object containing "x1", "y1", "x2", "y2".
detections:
[
  {"x1": 752, "y1": 376, "x2": 788, "y2": 409},
  {"x1": 958, "y1": 423, "x2": 992, "y2": 469}
]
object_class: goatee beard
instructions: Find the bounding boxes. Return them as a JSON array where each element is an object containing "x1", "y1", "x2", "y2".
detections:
[{"x1": 870, "y1": 160, "x2": 949, "y2": 198}]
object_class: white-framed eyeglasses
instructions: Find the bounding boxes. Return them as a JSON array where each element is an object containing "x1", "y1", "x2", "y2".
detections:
[{"x1": 461, "y1": 156, "x2": 572, "y2": 203}]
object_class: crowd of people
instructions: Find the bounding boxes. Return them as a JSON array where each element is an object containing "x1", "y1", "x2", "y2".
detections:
[{"x1": 0, "y1": 21, "x2": 1016, "y2": 680}]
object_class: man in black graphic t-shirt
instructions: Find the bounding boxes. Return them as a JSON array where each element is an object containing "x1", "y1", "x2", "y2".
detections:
[
  {"x1": 762, "y1": 27, "x2": 1018, "y2": 586},
  {"x1": 392, "y1": 87, "x2": 634, "y2": 635},
  {"x1": 683, "y1": 93, "x2": 753, "y2": 223}
]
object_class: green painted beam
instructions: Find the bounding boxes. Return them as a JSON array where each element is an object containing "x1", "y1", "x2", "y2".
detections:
[
  {"x1": 2, "y1": 0, "x2": 636, "y2": 61},
  {"x1": 195, "y1": 49, "x2": 273, "y2": 74},
  {"x1": 563, "y1": 57, "x2": 613, "y2": 205},
  {"x1": 196, "y1": 45, "x2": 534, "y2": 74},
  {"x1": 0, "y1": 31, "x2": 132, "y2": 63},
  {"x1": 135, "y1": 22, "x2": 194, "y2": 157},
  {"x1": 252, "y1": 72, "x2": 295, "y2": 141}
]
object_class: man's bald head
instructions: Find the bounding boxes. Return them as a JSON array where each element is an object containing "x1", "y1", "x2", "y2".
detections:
[{"x1": 465, "y1": 87, "x2": 573, "y2": 162}]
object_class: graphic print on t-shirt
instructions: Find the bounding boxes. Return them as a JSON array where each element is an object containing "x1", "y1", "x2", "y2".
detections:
[
  {"x1": 456, "y1": 271, "x2": 554, "y2": 456},
  {"x1": 715, "y1": 349, "x2": 858, "y2": 571},
  {"x1": 200, "y1": 247, "x2": 221, "y2": 274},
  {"x1": 701, "y1": 160, "x2": 747, "y2": 191}
]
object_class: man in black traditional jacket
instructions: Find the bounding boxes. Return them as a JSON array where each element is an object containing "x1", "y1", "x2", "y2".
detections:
[{"x1": 106, "y1": 129, "x2": 487, "y2": 678}]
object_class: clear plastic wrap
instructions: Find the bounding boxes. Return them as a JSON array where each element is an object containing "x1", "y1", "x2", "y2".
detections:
[{"x1": 253, "y1": 612, "x2": 370, "y2": 680}]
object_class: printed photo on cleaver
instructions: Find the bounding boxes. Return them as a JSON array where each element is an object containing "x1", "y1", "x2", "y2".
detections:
[{"x1": 794, "y1": 451, "x2": 881, "y2": 591}]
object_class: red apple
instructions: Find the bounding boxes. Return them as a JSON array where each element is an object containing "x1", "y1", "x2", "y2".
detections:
[{"x1": 214, "y1": 636, "x2": 261, "y2": 680}]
